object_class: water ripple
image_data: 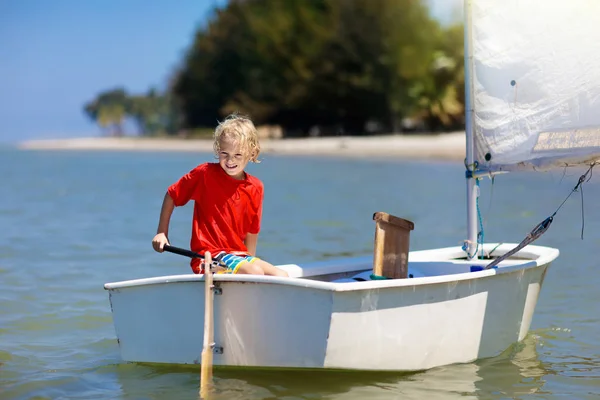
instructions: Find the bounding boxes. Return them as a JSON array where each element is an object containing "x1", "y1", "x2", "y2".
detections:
[{"x1": 2, "y1": 149, "x2": 600, "y2": 399}]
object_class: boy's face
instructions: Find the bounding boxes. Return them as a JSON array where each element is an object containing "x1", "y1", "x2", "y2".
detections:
[{"x1": 217, "y1": 137, "x2": 250, "y2": 180}]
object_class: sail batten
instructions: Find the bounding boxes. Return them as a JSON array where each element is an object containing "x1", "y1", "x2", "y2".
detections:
[{"x1": 471, "y1": 0, "x2": 600, "y2": 172}]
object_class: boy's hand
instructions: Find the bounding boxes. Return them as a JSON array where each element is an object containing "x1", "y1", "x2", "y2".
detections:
[{"x1": 152, "y1": 233, "x2": 169, "y2": 253}]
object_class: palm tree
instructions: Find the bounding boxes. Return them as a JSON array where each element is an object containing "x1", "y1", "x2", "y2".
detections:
[{"x1": 84, "y1": 88, "x2": 128, "y2": 136}]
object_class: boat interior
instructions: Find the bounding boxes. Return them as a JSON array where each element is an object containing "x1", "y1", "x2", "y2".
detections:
[{"x1": 274, "y1": 212, "x2": 546, "y2": 283}]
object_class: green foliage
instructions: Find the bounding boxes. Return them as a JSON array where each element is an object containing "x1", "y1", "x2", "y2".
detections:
[
  {"x1": 84, "y1": 0, "x2": 465, "y2": 136},
  {"x1": 171, "y1": 0, "x2": 465, "y2": 135},
  {"x1": 84, "y1": 88, "x2": 128, "y2": 136},
  {"x1": 84, "y1": 88, "x2": 179, "y2": 136}
]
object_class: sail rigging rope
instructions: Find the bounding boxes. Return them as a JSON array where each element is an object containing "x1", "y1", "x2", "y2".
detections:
[
  {"x1": 484, "y1": 163, "x2": 597, "y2": 269},
  {"x1": 463, "y1": 160, "x2": 486, "y2": 259},
  {"x1": 476, "y1": 179, "x2": 485, "y2": 259}
]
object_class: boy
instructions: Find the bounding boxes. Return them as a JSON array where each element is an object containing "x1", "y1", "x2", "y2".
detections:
[{"x1": 151, "y1": 114, "x2": 288, "y2": 277}]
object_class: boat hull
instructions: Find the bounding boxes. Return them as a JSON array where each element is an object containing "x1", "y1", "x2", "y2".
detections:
[{"x1": 104, "y1": 244, "x2": 557, "y2": 371}]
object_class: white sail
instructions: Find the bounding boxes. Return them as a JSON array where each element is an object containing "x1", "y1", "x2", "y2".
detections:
[{"x1": 469, "y1": 0, "x2": 600, "y2": 171}]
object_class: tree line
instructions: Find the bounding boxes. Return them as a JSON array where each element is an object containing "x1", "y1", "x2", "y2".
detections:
[{"x1": 84, "y1": 0, "x2": 464, "y2": 137}]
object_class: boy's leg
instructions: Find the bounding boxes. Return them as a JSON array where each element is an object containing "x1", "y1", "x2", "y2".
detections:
[
  {"x1": 251, "y1": 259, "x2": 289, "y2": 277},
  {"x1": 235, "y1": 260, "x2": 264, "y2": 275}
]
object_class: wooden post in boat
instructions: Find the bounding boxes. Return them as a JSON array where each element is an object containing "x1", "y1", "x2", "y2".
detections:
[
  {"x1": 372, "y1": 212, "x2": 414, "y2": 279},
  {"x1": 199, "y1": 251, "x2": 214, "y2": 399}
]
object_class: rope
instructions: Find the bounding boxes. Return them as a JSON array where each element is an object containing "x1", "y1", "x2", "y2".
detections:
[
  {"x1": 484, "y1": 163, "x2": 596, "y2": 269},
  {"x1": 463, "y1": 158, "x2": 485, "y2": 259},
  {"x1": 476, "y1": 179, "x2": 485, "y2": 259},
  {"x1": 484, "y1": 216, "x2": 553, "y2": 269}
]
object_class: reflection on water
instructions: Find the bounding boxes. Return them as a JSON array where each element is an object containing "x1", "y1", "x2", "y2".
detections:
[
  {"x1": 109, "y1": 335, "x2": 549, "y2": 400},
  {"x1": 472, "y1": 336, "x2": 547, "y2": 399}
]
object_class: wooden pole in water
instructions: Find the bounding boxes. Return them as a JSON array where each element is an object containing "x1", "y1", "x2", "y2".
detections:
[{"x1": 199, "y1": 251, "x2": 214, "y2": 399}]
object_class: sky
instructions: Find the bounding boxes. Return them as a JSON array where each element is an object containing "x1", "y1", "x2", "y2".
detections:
[{"x1": 0, "y1": 0, "x2": 460, "y2": 143}]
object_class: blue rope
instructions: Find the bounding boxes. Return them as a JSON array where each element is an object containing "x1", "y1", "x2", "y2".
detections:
[
  {"x1": 462, "y1": 159, "x2": 485, "y2": 259},
  {"x1": 462, "y1": 178, "x2": 485, "y2": 259},
  {"x1": 476, "y1": 179, "x2": 484, "y2": 259}
]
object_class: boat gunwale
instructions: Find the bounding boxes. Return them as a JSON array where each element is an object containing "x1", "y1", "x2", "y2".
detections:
[{"x1": 104, "y1": 243, "x2": 559, "y2": 292}]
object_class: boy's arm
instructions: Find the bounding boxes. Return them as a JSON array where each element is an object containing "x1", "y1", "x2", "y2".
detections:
[
  {"x1": 245, "y1": 182, "x2": 263, "y2": 256},
  {"x1": 152, "y1": 192, "x2": 175, "y2": 252},
  {"x1": 244, "y1": 233, "x2": 259, "y2": 256}
]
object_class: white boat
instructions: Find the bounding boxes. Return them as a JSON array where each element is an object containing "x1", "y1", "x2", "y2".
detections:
[{"x1": 104, "y1": 0, "x2": 600, "y2": 371}]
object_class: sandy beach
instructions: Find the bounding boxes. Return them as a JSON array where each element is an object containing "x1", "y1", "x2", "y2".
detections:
[{"x1": 17, "y1": 132, "x2": 466, "y2": 162}]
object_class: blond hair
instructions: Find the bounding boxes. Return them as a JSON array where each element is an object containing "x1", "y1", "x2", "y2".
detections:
[{"x1": 213, "y1": 113, "x2": 261, "y2": 163}]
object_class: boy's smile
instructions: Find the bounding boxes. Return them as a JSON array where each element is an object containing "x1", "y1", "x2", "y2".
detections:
[{"x1": 218, "y1": 138, "x2": 250, "y2": 180}]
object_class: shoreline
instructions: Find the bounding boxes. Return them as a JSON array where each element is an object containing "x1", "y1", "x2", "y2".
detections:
[{"x1": 17, "y1": 132, "x2": 466, "y2": 162}]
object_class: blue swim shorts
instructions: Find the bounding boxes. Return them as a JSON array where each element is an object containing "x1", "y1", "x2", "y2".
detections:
[{"x1": 215, "y1": 252, "x2": 259, "y2": 274}]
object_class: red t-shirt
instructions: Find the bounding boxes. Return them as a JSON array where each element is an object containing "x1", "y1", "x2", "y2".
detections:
[{"x1": 167, "y1": 162, "x2": 264, "y2": 273}]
